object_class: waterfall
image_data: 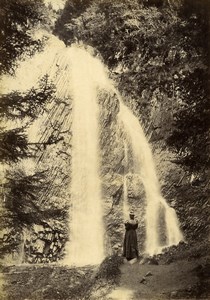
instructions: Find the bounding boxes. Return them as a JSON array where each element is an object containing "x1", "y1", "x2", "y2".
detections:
[
  {"x1": 123, "y1": 142, "x2": 129, "y2": 219},
  {"x1": 123, "y1": 175, "x2": 129, "y2": 220},
  {"x1": 47, "y1": 45, "x2": 108, "y2": 266},
  {"x1": 64, "y1": 47, "x2": 106, "y2": 266},
  {"x1": 2, "y1": 35, "x2": 107, "y2": 266},
  {"x1": 2, "y1": 31, "x2": 183, "y2": 261},
  {"x1": 118, "y1": 102, "x2": 183, "y2": 255}
]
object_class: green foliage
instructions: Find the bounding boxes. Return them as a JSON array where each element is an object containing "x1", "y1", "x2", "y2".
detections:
[
  {"x1": 0, "y1": 0, "x2": 208, "y2": 262},
  {"x1": 0, "y1": 76, "x2": 55, "y2": 163},
  {"x1": 0, "y1": 226, "x2": 22, "y2": 258},
  {"x1": 167, "y1": 68, "x2": 210, "y2": 170},
  {"x1": 95, "y1": 254, "x2": 123, "y2": 283},
  {"x1": 2, "y1": 165, "x2": 69, "y2": 228},
  {"x1": 0, "y1": 128, "x2": 28, "y2": 163},
  {"x1": 4, "y1": 168, "x2": 50, "y2": 226},
  {"x1": 0, "y1": 0, "x2": 47, "y2": 74},
  {"x1": 0, "y1": 1, "x2": 64, "y2": 260},
  {"x1": 54, "y1": 0, "x2": 209, "y2": 171},
  {"x1": 0, "y1": 75, "x2": 55, "y2": 120}
]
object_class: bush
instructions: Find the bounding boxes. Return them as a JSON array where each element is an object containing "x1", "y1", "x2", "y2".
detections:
[{"x1": 95, "y1": 254, "x2": 123, "y2": 283}]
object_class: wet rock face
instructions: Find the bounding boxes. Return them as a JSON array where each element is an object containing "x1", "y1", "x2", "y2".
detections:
[
  {"x1": 23, "y1": 224, "x2": 67, "y2": 264},
  {"x1": 98, "y1": 89, "x2": 122, "y2": 177},
  {"x1": 0, "y1": 226, "x2": 22, "y2": 265},
  {"x1": 2, "y1": 74, "x2": 207, "y2": 264},
  {"x1": 98, "y1": 89, "x2": 147, "y2": 254},
  {"x1": 98, "y1": 89, "x2": 123, "y2": 253},
  {"x1": 0, "y1": 221, "x2": 68, "y2": 265}
]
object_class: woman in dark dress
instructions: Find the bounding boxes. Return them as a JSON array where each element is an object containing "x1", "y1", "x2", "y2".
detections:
[{"x1": 123, "y1": 210, "x2": 139, "y2": 261}]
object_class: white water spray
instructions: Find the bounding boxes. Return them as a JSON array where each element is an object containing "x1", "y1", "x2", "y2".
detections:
[
  {"x1": 2, "y1": 34, "x2": 108, "y2": 266},
  {"x1": 118, "y1": 102, "x2": 183, "y2": 255},
  {"x1": 64, "y1": 47, "x2": 107, "y2": 266},
  {"x1": 2, "y1": 31, "x2": 183, "y2": 260},
  {"x1": 49, "y1": 46, "x2": 110, "y2": 266},
  {"x1": 123, "y1": 142, "x2": 129, "y2": 219},
  {"x1": 43, "y1": 45, "x2": 108, "y2": 266}
]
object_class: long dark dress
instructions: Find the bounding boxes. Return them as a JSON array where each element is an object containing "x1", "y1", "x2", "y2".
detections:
[{"x1": 123, "y1": 220, "x2": 139, "y2": 260}]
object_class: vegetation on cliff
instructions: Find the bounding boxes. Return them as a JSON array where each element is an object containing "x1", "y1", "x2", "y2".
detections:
[
  {"x1": 53, "y1": 0, "x2": 210, "y2": 247},
  {"x1": 0, "y1": 0, "x2": 209, "y2": 265},
  {"x1": 0, "y1": 0, "x2": 50, "y2": 75},
  {"x1": 0, "y1": 1, "x2": 209, "y2": 299},
  {"x1": 54, "y1": 0, "x2": 210, "y2": 172}
]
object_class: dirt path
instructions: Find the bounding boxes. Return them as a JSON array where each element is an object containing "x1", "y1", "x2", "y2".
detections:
[
  {"x1": 1, "y1": 255, "x2": 209, "y2": 300},
  {"x1": 107, "y1": 258, "x2": 209, "y2": 300}
]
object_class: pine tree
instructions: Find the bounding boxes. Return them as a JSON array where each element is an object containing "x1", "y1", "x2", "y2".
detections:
[
  {"x1": 0, "y1": 0, "x2": 57, "y2": 259},
  {"x1": 0, "y1": 0, "x2": 48, "y2": 75}
]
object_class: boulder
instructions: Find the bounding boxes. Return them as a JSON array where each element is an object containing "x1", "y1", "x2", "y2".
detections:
[
  {"x1": 170, "y1": 291, "x2": 178, "y2": 298},
  {"x1": 32, "y1": 239, "x2": 45, "y2": 254},
  {"x1": 140, "y1": 276, "x2": 146, "y2": 283}
]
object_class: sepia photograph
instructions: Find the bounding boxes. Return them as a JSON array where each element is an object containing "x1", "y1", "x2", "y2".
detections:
[{"x1": 0, "y1": 0, "x2": 209, "y2": 299}]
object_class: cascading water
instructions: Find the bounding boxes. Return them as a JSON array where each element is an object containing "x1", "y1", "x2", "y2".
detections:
[
  {"x1": 49, "y1": 46, "x2": 111, "y2": 266},
  {"x1": 63, "y1": 47, "x2": 107, "y2": 266},
  {"x1": 123, "y1": 142, "x2": 129, "y2": 219},
  {"x1": 2, "y1": 30, "x2": 183, "y2": 261},
  {"x1": 118, "y1": 102, "x2": 183, "y2": 255},
  {"x1": 2, "y1": 34, "x2": 108, "y2": 266}
]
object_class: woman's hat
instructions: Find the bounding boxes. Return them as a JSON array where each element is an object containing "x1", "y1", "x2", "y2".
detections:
[{"x1": 129, "y1": 209, "x2": 135, "y2": 215}]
